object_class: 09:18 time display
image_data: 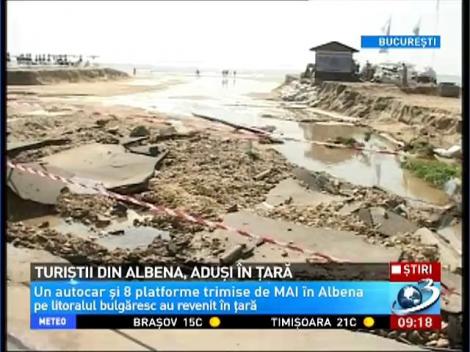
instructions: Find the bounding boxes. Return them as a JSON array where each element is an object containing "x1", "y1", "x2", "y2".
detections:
[{"x1": 390, "y1": 315, "x2": 441, "y2": 330}]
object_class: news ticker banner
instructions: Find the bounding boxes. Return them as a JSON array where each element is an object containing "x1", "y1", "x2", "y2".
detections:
[
  {"x1": 30, "y1": 262, "x2": 441, "y2": 330},
  {"x1": 361, "y1": 35, "x2": 441, "y2": 49}
]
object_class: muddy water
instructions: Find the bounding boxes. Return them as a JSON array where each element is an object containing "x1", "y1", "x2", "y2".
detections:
[
  {"x1": 23, "y1": 210, "x2": 169, "y2": 250},
  {"x1": 99, "y1": 75, "x2": 449, "y2": 205},
  {"x1": 277, "y1": 123, "x2": 450, "y2": 205}
]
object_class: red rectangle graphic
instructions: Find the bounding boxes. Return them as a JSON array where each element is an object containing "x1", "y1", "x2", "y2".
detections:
[{"x1": 389, "y1": 262, "x2": 441, "y2": 282}]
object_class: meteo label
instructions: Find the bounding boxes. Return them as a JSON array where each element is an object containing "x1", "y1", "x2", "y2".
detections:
[
  {"x1": 30, "y1": 314, "x2": 76, "y2": 329},
  {"x1": 361, "y1": 35, "x2": 440, "y2": 49}
]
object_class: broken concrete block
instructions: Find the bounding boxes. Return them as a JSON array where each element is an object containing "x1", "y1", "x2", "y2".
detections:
[
  {"x1": 126, "y1": 144, "x2": 164, "y2": 158},
  {"x1": 265, "y1": 178, "x2": 344, "y2": 208},
  {"x1": 7, "y1": 138, "x2": 70, "y2": 157},
  {"x1": 438, "y1": 222, "x2": 462, "y2": 255},
  {"x1": 220, "y1": 244, "x2": 246, "y2": 265},
  {"x1": 338, "y1": 201, "x2": 363, "y2": 216},
  {"x1": 416, "y1": 227, "x2": 440, "y2": 246},
  {"x1": 7, "y1": 162, "x2": 72, "y2": 206},
  {"x1": 220, "y1": 211, "x2": 401, "y2": 262},
  {"x1": 39, "y1": 143, "x2": 161, "y2": 192},
  {"x1": 357, "y1": 208, "x2": 373, "y2": 226},
  {"x1": 129, "y1": 125, "x2": 150, "y2": 137},
  {"x1": 359, "y1": 207, "x2": 418, "y2": 237},
  {"x1": 413, "y1": 228, "x2": 460, "y2": 271}
]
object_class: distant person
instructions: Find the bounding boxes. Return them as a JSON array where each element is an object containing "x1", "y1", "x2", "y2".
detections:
[
  {"x1": 233, "y1": 70, "x2": 237, "y2": 77},
  {"x1": 133, "y1": 67, "x2": 137, "y2": 76},
  {"x1": 362, "y1": 61, "x2": 373, "y2": 81},
  {"x1": 401, "y1": 63, "x2": 408, "y2": 87},
  {"x1": 75, "y1": 55, "x2": 83, "y2": 67},
  {"x1": 196, "y1": 69, "x2": 200, "y2": 77},
  {"x1": 370, "y1": 146, "x2": 382, "y2": 186}
]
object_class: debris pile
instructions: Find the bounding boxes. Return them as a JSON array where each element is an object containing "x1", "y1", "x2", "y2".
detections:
[
  {"x1": 257, "y1": 168, "x2": 460, "y2": 264},
  {"x1": 7, "y1": 221, "x2": 202, "y2": 265},
  {"x1": 141, "y1": 133, "x2": 293, "y2": 217},
  {"x1": 279, "y1": 80, "x2": 318, "y2": 104}
]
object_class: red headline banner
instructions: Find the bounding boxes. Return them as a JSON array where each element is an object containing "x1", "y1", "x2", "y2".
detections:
[{"x1": 389, "y1": 262, "x2": 441, "y2": 282}]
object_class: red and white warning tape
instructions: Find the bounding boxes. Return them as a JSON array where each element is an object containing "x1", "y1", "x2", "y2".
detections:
[
  {"x1": 5, "y1": 160, "x2": 461, "y2": 297},
  {"x1": 6, "y1": 160, "x2": 348, "y2": 263}
]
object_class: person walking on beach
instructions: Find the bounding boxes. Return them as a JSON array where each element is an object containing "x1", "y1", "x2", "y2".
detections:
[
  {"x1": 401, "y1": 63, "x2": 408, "y2": 87},
  {"x1": 370, "y1": 146, "x2": 382, "y2": 186}
]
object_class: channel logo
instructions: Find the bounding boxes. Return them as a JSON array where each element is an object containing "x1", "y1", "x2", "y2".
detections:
[{"x1": 391, "y1": 279, "x2": 440, "y2": 315}]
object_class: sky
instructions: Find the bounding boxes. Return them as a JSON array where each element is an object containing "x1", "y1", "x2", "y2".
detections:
[{"x1": 7, "y1": 0, "x2": 462, "y2": 75}]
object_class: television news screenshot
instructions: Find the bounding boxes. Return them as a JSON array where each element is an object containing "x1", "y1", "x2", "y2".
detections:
[{"x1": 4, "y1": 0, "x2": 467, "y2": 351}]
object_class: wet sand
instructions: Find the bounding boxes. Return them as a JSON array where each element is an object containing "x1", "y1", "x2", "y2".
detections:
[{"x1": 86, "y1": 74, "x2": 450, "y2": 205}]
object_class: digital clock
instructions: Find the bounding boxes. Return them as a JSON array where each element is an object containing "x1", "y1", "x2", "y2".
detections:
[{"x1": 390, "y1": 315, "x2": 441, "y2": 330}]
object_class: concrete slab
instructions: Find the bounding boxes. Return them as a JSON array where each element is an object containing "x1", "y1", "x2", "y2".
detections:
[
  {"x1": 40, "y1": 143, "x2": 159, "y2": 191},
  {"x1": 414, "y1": 228, "x2": 461, "y2": 271},
  {"x1": 358, "y1": 207, "x2": 418, "y2": 237},
  {"x1": 7, "y1": 138, "x2": 69, "y2": 157},
  {"x1": 338, "y1": 201, "x2": 363, "y2": 216},
  {"x1": 292, "y1": 167, "x2": 329, "y2": 192},
  {"x1": 219, "y1": 211, "x2": 401, "y2": 262},
  {"x1": 7, "y1": 162, "x2": 72, "y2": 205},
  {"x1": 122, "y1": 329, "x2": 422, "y2": 351},
  {"x1": 126, "y1": 144, "x2": 161, "y2": 156},
  {"x1": 7, "y1": 244, "x2": 68, "y2": 284},
  {"x1": 416, "y1": 228, "x2": 440, "y2": 246},
  {"x1": 7, "y1": 284, "x2": 149, "y2": 351},
  {"x1": 438, "y1": 222, "x2": 462, "y2": 255},
  {"x1": 265, "y1": 178, "x2": 343, "y2": 207},
  {"x1": 119, "y1": 136, "x2": 149, "y2": 146}
]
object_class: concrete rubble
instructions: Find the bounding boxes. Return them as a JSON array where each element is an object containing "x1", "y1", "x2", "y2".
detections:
[
  {"x1": 219, "y1": 210, "x2": 402, "y2": 263},
  {"x1": 356, "y1": 207, "x2": 418, "y2": 237}
]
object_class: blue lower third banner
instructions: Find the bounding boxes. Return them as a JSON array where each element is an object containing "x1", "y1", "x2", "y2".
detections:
[
  {"x1": 30, "y1": 281, "x2": 440, "y2": 329},
  {"x1": 361, "y1": 35, "x2": 440, "y2": 49}
]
